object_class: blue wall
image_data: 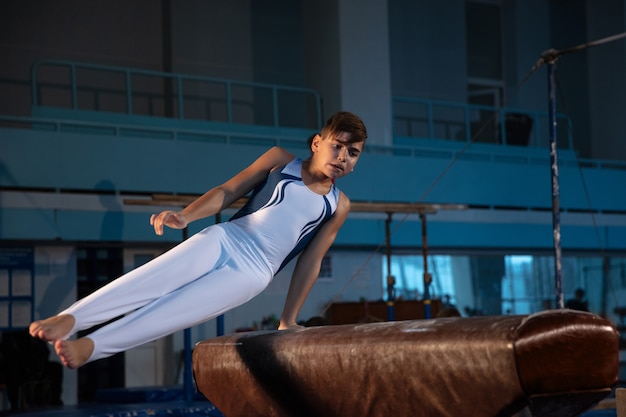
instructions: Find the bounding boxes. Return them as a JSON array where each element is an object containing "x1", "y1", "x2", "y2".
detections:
[
  {"x1": 2, "y1": 0, "x2": 626, "y2": 252},
  {"x1": 3, "y1": 116, "x2": 626, "y2": 250}
]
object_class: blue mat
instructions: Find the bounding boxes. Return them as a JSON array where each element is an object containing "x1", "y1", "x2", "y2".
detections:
[
  {"x1": 2, "y1": 401, "x2": 617, "y2": 417},
  {"x1": 95, "y1": 385, "x2": 207, "y2": 404},
  {"x1": 580, "y1": 410, "x2": 616, "y2": 417},
  {"x1": 0, "y1": 401, "x2": 224, "y2": 417}
]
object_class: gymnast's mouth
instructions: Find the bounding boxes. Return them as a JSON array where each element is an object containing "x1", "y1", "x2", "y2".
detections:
[{"x1": 330, "y1": 164, "x2": 344, "y2": 172}]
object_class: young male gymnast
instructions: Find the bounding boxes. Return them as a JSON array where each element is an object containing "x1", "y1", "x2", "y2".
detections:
[{"x1": 29, "y1": 111, "x2": 367, "y2": 369}]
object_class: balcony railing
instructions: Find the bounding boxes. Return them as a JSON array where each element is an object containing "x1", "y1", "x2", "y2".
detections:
[
  {"x1": 29, "y1": 60, "x2": 573, "y2": 150},
  {"x1": 30, "y1": 60, "x2": 323, "y2": 131},
  {"x1": 393, "y1": 96, "x2": 573, "y2": 149}
]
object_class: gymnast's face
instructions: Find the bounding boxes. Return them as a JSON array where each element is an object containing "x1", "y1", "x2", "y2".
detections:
[{"x1": 311, "y1": 132, "x2": 363, "y2": 179}]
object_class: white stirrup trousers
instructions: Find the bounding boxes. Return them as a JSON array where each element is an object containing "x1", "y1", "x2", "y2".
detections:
[{"x1": 60, "y1": 223, "x2": 273, "y2": 364}]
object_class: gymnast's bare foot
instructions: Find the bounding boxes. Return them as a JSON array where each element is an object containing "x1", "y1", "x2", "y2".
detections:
[
  {"x1": 29, "y1": 314, "x2": 75, "y2": 342},
  {"x1": 55, "y1": 338, "x2": 94, "y2": 369},
  {"x1": 278, "y1": 321, "x2": 305, "y2": 330}
]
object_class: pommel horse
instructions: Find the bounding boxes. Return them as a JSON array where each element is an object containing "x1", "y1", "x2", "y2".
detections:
[{"x1": 193, "y1": 309, "x2": 619, "y2": 417}]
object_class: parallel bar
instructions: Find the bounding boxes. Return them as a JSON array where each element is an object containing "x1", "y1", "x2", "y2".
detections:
[
  {"x1": 181, "y1": 227, "x2": 193, "y2": 402},
  {"x1": 385, "y1": 212, "x2": 395, "y2": 321},
  {"x1": 124, "y1": 194, "x2": 467, "y2": 214},
  {"x1": 420, "y1": 213, "x2": 432, "y2": 319}
]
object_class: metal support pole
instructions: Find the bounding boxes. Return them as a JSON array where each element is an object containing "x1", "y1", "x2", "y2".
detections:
[
  {"x1": 535, "y1": 33, "x2": 626, "y2": 310},
  {"x1": 385, "y1": 213, "x2": 395, "y2": 321},
  {"x1": 215, "y1": 212, "x2": 225, "y2": 336},
  {"x1": 420, "y1": 213, "x2": 432, "y2": 319},
  {"x1": 182, "y1": 227, "x2": 194, "y2": 401},
  {"x1": 547, "y1": 61, "x2": 564, "y2": 309},
  {"x1": 183, "y1": 328, "x2": 193, "y2": 400}
]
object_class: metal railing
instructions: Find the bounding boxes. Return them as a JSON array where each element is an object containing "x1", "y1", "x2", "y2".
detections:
[
  {"x1": 31, "y1": 60, "x2": 323, "y2": 130},
  {"x1": 393, "y1": 96, "x2": 574, "y2": 149},
  {"x1": 29, "y1": 60, "x2": 575, "y2": 149}
]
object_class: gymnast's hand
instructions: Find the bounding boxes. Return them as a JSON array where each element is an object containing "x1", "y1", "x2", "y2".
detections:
[{"x1": 150, "y1": 210, "x2": 189, "y2": 235}]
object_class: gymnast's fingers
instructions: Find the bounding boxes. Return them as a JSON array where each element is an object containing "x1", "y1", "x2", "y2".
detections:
[{"x1": 150, "y1": 211, "x2": 170, "y2": 235}]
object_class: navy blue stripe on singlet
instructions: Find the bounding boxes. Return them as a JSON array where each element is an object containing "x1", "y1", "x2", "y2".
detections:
[
  {"x1": 229, "y1": 165, "x2": 335, "y2": 273},
  {"x1": 229, "y1": 169, "x2": 299, "y2": 221},
  {"x1": 280, "y1": 196, "x2": 333, "y2": 271}
]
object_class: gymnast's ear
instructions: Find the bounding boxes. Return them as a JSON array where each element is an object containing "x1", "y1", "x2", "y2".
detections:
[{"x1": 310, "y1": 133, "x2": 321, "y2": 152}]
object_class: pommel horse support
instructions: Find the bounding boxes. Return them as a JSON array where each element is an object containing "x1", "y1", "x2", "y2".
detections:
[{"x1": 193, "y1": 309, "x2": 619, "y2": 417}]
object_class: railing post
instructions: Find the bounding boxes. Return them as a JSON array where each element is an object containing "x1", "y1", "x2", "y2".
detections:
[
  {"x1": 70, "y1": 63, "x2": 78, "y2": 110},
  {"x1": 31, "y1": 62, "x2": 39, "y2": 106},
  {"x1": 464, "y1": 106, "x2": 471, "y2": 142},
  {"x1": 500, "y1": 109, "x2": 507, "y2": 145},
  {"x1": 125, "y1": 70, "x2": 133, "y2": 115},
  {"x1": 272, "y1": 86, "x2": 279, "y2": 128},
  {"x1": 226, "y1": 81, "x2": 233, "y2": 123},
  {"x1": 177, "y1": 76, "x2": 184, "y2": 119},
  {"x1": 316, "y1": 93, "x2": 322, "y2": 129},
  {"x1": 427, "y1": 101, "x2": 434, "y2": 138}
]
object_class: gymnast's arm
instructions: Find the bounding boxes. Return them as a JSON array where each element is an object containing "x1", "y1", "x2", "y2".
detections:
[
  {"x1": 150, "y1": 146, "x2": 295, "y2": 235},
  {"x1": 278, "y1": 192, "x2": 351, "y2": 329}
]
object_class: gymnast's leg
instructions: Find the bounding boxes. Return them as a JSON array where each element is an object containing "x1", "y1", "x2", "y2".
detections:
[
  {"x1": 30, "y1": 225, "x2": 234, "y2": 343},
  {"x1": 57, "y1": 259, "x2": 272, "y2": 368}
]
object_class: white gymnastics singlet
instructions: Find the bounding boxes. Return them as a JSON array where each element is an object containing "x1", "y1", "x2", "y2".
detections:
[
  {"x1": 60, "y1": 157, "x2": 340, "y2": 362},
  {"x1": 229, "y1": 157, "x2": 339, "y2": 273}
]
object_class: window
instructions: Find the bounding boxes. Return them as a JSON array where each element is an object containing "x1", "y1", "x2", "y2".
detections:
[
  {"x1": 466, "y1": 0, "x2": 504, "y2": 143},
  {"x1": 382, "y1": 254, "x2": 456, "y2": 304},
  {"x1": 466, "y1": 1, "x2": 503, "y2": 81},
  {"x1": 382, "y1": 252, "x2": 626, "y2": 323},
  {"x1": 0, "y1": 247, "x2": 34, "y2": 330}
]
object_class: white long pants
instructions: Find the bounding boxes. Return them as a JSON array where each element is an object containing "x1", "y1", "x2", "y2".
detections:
[{"x1": 60, "y1": 223, "x2": 273, "y2": 364}]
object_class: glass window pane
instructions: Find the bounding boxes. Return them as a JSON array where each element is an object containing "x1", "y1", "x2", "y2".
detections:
[{"x1": 466, "y1": 2, "x2": 502, "y2": 79}]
